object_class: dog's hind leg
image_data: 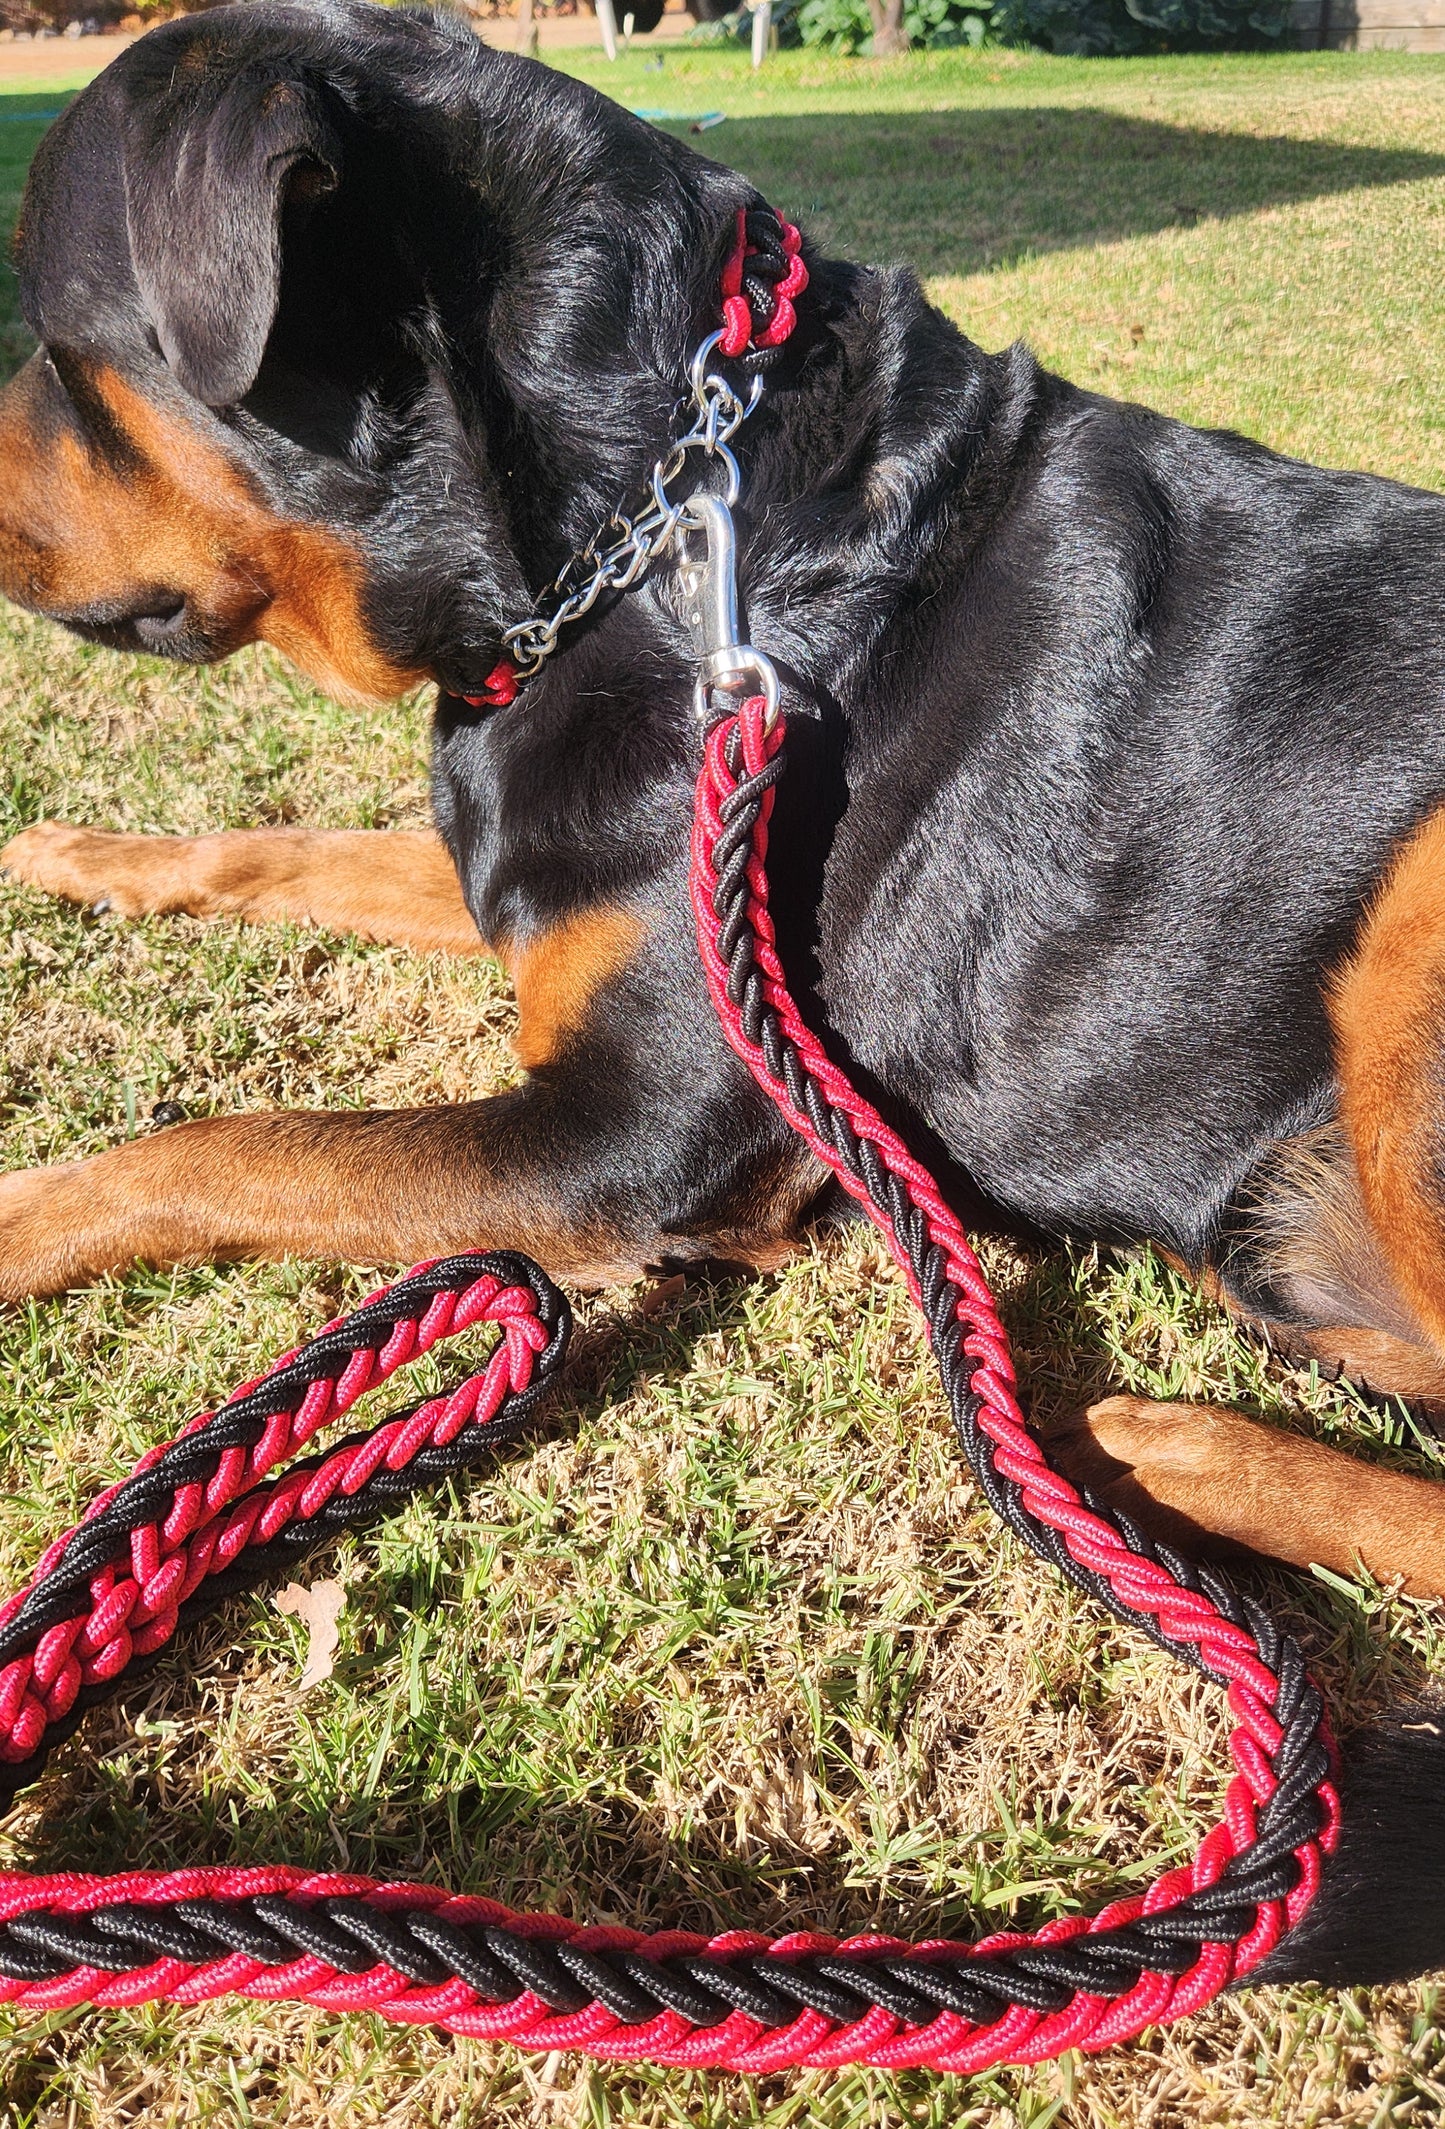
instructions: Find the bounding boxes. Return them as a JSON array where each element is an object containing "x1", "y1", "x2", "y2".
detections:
[
  {"x1": 1053, "y1": 806, "x2": 1445, "y2": 1597},
  {"x1": 1048, "y1": 1393, "x2": 1445, "y2": 1595},
  {"x1": 1, "y1": 824, "x2": 486, "y2": 955}
]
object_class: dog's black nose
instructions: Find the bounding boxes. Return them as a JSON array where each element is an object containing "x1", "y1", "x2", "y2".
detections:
[
  {"x1": 51, "y1": 590, "x2": 202, "y2": 658},
  {"x1": 129, "y1": 596, "x2": 190, "y2": 652}
]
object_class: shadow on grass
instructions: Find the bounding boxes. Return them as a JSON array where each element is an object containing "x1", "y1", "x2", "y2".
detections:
[
  {"x1": 1, "y1": 1278, "x2": 818, "y2": 1913},
  {"x1": 679, "y1": 107, "x2": 1445, "y2": 277},
  {"x1": 3, "y1": 1244, "x2": 1437, "y2": 1954},
  {"x1": 5, "y1": 92, "x2": 1445, "y2": 380}
]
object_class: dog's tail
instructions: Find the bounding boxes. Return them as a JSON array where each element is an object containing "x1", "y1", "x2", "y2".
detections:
[{"x1": 1257, "y1": 1703, "x2": 1445, "y2": 1985}]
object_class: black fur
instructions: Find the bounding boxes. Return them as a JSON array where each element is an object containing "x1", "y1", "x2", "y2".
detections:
[
  {"x1": 9, "y1": 0, "x2": 1445, "y2": 1986},
  {"x1": 1258, "y1": 1707, "x2": 1445, "y2": 1986}
]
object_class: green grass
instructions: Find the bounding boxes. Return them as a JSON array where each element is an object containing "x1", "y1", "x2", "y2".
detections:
[
  {"x1": 1, "y1": 38, "x2": 1445, "y2": 2129},
  {"x1": 555, "y1": 44, "x2": 1445, "y2": 486},
  {"x1": 0, "y1": 93, "x2": 65, "y2": 377}
]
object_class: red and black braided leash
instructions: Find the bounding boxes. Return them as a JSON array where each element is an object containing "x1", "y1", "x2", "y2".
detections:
[{"x1": 0, "y1": 206, "x2": 1338, "y2": 2070}]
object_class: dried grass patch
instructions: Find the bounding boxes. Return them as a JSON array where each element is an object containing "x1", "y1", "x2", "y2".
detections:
[{"x1": 0, "y1": 625, "x2": 1443, "y2": 2129}]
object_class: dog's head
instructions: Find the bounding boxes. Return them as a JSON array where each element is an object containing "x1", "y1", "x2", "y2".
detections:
[{"x1": 0, "y1": 0, "x2": 750, "y2": 702}]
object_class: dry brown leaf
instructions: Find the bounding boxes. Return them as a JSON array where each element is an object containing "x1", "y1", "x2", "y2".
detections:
[
  {"x1": 274, "y1": 1579, "x2": 345, "y2": 1691},
  {"x1": 640, "y1": 1273, "x2": 686, "y2": 1319}
]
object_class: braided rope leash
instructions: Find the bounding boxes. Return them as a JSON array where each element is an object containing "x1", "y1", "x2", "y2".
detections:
[
  {"x1": 0, "y1": 1254, "x2": 570, "y2": 1790},
  {"x1": 0, "y1": 700, "x2": 1339, "y2": 2068},
  {"x1": 0, "y1": 202, "x2": 1340, "y2": 2069}
]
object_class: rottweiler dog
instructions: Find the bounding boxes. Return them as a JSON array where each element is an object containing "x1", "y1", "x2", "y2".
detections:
[{"x1": 3, "y1": 0, "x2": 1445, "y2": 1983}]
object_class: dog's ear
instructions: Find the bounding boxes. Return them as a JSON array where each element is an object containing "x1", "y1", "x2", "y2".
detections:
[{"x1": 123, "y1": 61, "x2": 341, "y2": 407}]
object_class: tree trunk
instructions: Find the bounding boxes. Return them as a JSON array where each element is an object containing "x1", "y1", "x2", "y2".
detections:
[{"x1": 867, "y1": 0, "x2": 908, "y2": 53}]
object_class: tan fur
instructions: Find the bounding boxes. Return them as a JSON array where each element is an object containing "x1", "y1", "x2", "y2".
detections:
[
  {"x1": 1242, "y1": 1120, "x2": 1429, "y2": 1348},
  {"x1": 1331, "y1": 804, "x2": 1445, "y2": 1350},
  {"x1": 508, "y1": 906, "x2": 643, "y2": 1069},
  {"x1": 0, "y1": 1112, "x2": 822, "y2": 1301},
  {"x1": 0, "y1": 1110, "x2": 646, "y2": 1301},
  {"x1": 1051, "y1": 1394, "x2": 1445, "y2": 1596},
  {"x1": 2, "y1": 823, "x2": 487, "y2": 955},
  {"x1": 1271, "y1": 1323, "x2": 1445, "y2": 1404},
  {"x1": 0, "y1": 359, "x2": 423, "y2": 704}
]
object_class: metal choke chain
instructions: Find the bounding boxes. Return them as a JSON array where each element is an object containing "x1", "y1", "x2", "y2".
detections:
[{"x1": 501, "y1": 331, "x2": 762, "y2": 680}]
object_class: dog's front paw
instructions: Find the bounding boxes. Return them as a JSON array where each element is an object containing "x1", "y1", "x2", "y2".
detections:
[
  {"x1": 1044, "y1": 1394, "x2": 1250, "y2": 1559},
  {"x1": 4, "y1": 820, "x2": 121, "y2": 910},
  {"x1": 0, "y1": 1162, "x2": 94, "y2": 1301},
  {"x1": 1049, "y1": 1393, "x2": 1217, "y2": 1485},
  {"x1": 2, "y1": 821, "x2": 176, "y2": 916}
]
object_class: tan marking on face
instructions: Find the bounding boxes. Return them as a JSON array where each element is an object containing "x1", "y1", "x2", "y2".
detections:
[
  {"x1": 0, "y1": 356, "x2": 424, "y2": 703},
  {"x1": 508, "y1": 906, "x2": 644, "y2": 1070}
]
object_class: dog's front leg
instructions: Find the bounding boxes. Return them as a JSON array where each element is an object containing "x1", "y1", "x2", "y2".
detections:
[
  {"x1": 2, "y1": 825, "x2": 487, "y2": 955},
  {"x1": 0, "y1": 1100, "x2": 617, "y2": 1299},
  {"x1": 0, "y1": 870, "x2": 827, "y2": 1300},
  {"x1": 1048, "y1": 1395, "x2": 1445, "y2": 1598},
  {"x1": 0, "y1": 1054, "x2": 819, "y2": 1303}
]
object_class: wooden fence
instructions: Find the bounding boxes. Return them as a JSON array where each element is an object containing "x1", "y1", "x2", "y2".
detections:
[{"x1": 1291, "y1": 0, "x2": 1445, "y2": 48}]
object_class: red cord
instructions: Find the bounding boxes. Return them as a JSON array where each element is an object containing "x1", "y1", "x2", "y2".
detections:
[
  {"x1": 0, "y1": 1271, "x2": 547, "y2": 1763},
  {"x1": 0, "y1": 706, "x2": 1338, "y2": 2070},
  {"x1": 461, "y1": 660, "x2": 520, "y2": 709},
  {"x1": 720, "y1": 209, "x2": 807, "y2": 359},
  {"x1": 688, "y1": 700, "x2": 1338, "y2": 2056}
]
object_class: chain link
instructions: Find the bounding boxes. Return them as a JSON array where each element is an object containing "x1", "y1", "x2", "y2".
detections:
[{"x1": 501, "y1": 331, "x2": 765, "y2": 680}]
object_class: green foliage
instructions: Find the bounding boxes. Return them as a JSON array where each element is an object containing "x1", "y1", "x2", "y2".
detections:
[
  {"x1": 1, "y1": 0, "x2": 137, "y2": 29},
  {"x1": 771, "y1": 0, "x2": 1282, "y2": 57},
  {"x1": 992, "y1": 0, "x2": 1293, "y2": 55},
  {"x1": 795, "y1": 0, "x2": 996, "y2": 52},
  {"x1": 684, "y1": 0, "x2": 806, "y2": 47}
]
